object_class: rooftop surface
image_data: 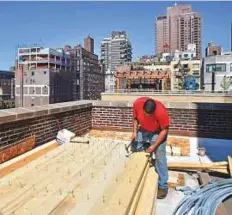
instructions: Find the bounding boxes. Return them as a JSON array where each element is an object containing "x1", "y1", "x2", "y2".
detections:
[{"x1": 0, "y1": 129, "x2": 223, "y2": 215}]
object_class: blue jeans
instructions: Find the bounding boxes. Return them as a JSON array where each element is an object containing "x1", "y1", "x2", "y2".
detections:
[{"x1": 131, "y1": 129, "x2": 169, "y2": 189}]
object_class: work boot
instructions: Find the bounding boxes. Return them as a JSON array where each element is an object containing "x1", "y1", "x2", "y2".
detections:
[{"x1": 157, "y1": 188, "x2": 168, "y2": 199}]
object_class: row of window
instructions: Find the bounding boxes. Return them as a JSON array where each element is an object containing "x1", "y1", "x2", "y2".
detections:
[
  {"x1": 24, "y1": 71, "x2": 47, "y2": 76},
  {"x1": 206, "y1": 63, "x2": 232, "y2": 72}
]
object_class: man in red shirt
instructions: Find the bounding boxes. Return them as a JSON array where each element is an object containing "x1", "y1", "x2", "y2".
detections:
[{"x1": 131, "y1": 97, "x2": 170, "y2": 199}]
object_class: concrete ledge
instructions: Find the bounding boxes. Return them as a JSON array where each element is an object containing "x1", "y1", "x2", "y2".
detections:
[
  {"x1": 0, "y1": 101, "x2": 92, "y2": 125},
  {"x1": 102, "y1": 92, "x2": 232, "y2": 97},
  {"x1": 92, "y1": 100, "x2": 133, "y2": 108},
  {"x1": 101, "y1": 93, "x2": 232, "y2": 103},
  {"x1": 92, "y1": 100, "x2": 232, "y2": 110}
]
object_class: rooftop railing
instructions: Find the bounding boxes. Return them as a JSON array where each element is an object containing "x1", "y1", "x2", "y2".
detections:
[{"x1": 103, "y1": 89, "x2": 232, "y2": 96}]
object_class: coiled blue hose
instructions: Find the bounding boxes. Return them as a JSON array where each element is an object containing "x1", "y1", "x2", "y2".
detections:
[{"x1": 172, "y1": 178, "x2": 232, "y2": 215}]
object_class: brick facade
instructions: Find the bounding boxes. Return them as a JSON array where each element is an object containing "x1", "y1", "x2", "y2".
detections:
[
  {"x1": 92, "y1": 102, "x2": 232, "y2": 139},
  {"x1": 0, "y1": 102, "x2": 92, "y2": 151}
]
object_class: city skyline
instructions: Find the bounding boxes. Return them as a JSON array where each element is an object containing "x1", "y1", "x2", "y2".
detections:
[{"x1": 0, "y1": 1, "x2": 232, "y2": 70}]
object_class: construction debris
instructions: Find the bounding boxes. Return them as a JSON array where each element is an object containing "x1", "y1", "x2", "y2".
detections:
[
  {"x1": 168, "y1": 171, "x2": 185, "y2": 188},
  {"x1": 168, "y1": 156, "x2": 232, "y2": 175}
]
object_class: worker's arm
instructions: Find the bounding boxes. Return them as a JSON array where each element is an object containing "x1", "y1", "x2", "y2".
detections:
[
  {"x1": 132, "y1": 117, "x2": 138, "y2": 140},
  {"x1": 146, "y1": 127, "x2": 168, "y2": 153},
  {"x1": 131, "y1": 103, "x2": 138, "y2": 140}
]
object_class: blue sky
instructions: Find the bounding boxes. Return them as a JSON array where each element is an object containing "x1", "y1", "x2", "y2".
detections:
[{"x1": 0, "y1": 1, "x2": 232, "y2": 70}]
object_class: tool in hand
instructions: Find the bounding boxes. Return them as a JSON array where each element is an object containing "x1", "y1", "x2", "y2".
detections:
[
  {"x1": 124, "y1": 141, "x2": 133, "y2": 156},
  {"x1": 124, "y1": 140, "x2": 153, "y2": 157}
]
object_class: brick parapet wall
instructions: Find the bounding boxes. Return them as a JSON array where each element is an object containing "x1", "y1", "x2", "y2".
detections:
[
  {"x1": 0, "y1": 101, "x2": 92, "y2": 151},
  {"x1": 91, "y1": 101, "x2": 232, "y2": 139},
  {"x1": 0, "y1": 100, "x2": 232, "y2": 154}
]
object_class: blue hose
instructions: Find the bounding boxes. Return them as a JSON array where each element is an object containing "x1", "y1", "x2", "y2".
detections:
[{"x1": 172, "y1": 178, "x2": 232, "y2": 215}]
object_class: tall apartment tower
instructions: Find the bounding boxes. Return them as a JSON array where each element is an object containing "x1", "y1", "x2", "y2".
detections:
[
  {"x1": 155, "y1": 4, "x2": 202, "y2": 58},
  {"x1": 84, "y1": 36, "x2": 94, "y2": 53},
  {"x1": 101, "y1": 31, "x2": 132, "y2": 72},
  {"x1": 179, "y1": 12, "x2": 202, "y2": 58},
  {"x1": 155, "y1": 16, "x2": 168, "y2": 55}
]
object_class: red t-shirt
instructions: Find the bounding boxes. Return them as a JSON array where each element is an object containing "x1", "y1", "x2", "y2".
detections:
[{"x1": 133, "y1": 97, "x2": 170, "y2": 132}]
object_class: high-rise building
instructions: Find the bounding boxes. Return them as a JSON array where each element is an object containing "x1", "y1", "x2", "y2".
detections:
[
  {"x1": 155, "y1": 4, "x2": 202, "y2": 58},
  {"x1": 84, "y1": 36, "x2": 94, "y2": 54},
  {"x1": 155, "y1": 16, "x2": 168, "y2": 55},
  {"x1": 101, "y1": 31, "x2": 132, "y2": 91},
  {"x1": 15, "y1": 47, "x2": 72, "y2": 107},
  {"x1": 101, "y1": 38, "x2": 111, "y2": 72},
  {"x1": 179, "y1": 12, "x2": 202, "y2": 58},
  {"x1": 101, "y1": 31, "x2": 132, "y2": 72},
  {"x1": 166, "y1": 4, "x2": 192, "y2": 53}
]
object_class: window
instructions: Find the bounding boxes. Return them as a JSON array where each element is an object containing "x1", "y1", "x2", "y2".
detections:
[
  {"x1": 16, "y1": 87, "x2": 20, "y2": 94},
  {"x1": 193, "y1": 64, "x2": 200, "y2": 69},
  {"x1": 29, "y1": 87, "x2": 34, "y2": 94},
  {"x1": 36, "y1": 87, "x2": 41, "y2": 94},
  {"x1": 206, "y1": 64, "x2": 226, "y2": 72},
  {"x1": 42, "y1": 86, "x2": 48, "y2": 95},
  {"x1": 31, "y1": 71, "x2": 34, "y2": 76},
  {"x1": 44, "y1": 71, "x2": 47, "y2": 74},
  {"x1": 230, "y1": 63, "x2": 232, "y2": 72},
  {"x1": 193, "y1": 70, "x2": 200, "y2": 76}
]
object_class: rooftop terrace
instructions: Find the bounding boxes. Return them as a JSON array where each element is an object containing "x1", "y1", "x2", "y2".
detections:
[{"x1": 0, "y1": 99, "x2": 231, "y2": 214}]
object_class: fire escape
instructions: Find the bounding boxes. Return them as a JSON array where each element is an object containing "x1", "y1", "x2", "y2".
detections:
[{"x1": 174, "y1": 61, "x2": 190, "y2": 90}]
